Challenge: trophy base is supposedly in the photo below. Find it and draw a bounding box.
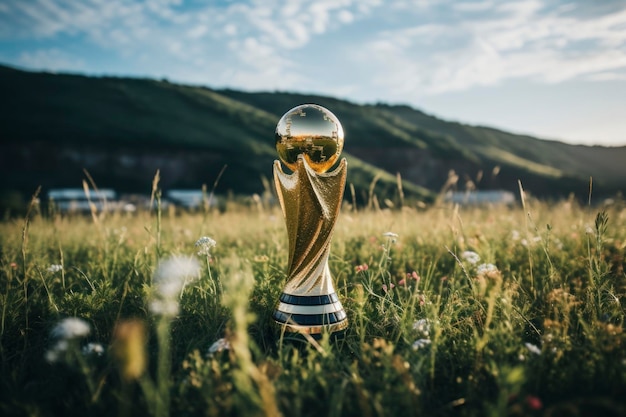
[273,292,348,339]
[278,327,347,343]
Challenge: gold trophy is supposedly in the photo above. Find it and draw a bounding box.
[272,104,348,338]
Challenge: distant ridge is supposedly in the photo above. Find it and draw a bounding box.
[1,63,624,207]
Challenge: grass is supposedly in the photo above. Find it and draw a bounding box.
[0,193,625,417]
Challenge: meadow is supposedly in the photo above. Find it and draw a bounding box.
[0,192,625,417]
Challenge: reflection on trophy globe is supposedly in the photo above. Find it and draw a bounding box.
[275,104,344,173]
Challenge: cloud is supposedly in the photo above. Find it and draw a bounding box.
[17,48,85,71]
[1,0,625,99]
[351,0,626,98]
[585,71,626,82]
[0,0,378,91]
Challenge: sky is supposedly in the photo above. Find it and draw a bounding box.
[1,0,625,146]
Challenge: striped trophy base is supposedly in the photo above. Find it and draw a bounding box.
[273,292,348,339]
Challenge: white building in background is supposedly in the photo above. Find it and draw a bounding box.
[48,188,117,212]
[47,188,218,213]
[166,190,216,209]
[444,190,516,205]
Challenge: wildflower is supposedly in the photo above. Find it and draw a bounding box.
[10,262,17,269]
[461,251,480,265]
[525,395,543,410]
[402,271,419,285]
[253,255,269,263]
[525,342,541,355]
[208,338,231,355]
[51,317,91,339]
[151,255,201,316]
[383,232,398,238]
[511,230,520,240]
[195,236,217,257]
[382,283,395,293]
[412,318,430,336]
[45,317,91,363]
[153,255,201,299]
[195,236,217,248]
[476,263,499,277]
[82,342,105,357]
[45,341,68,363]
[412,338,431,350]
[355,263,369,273]
[47,264,63,273]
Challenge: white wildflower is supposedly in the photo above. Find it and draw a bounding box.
[51,317,91,339]
[476,263,498,276]
[383,232,398,238]
[532,236,542,243]
[47,264,63,273]
[151,255,201,316]
[412,338,431,350]
[45,317,94,363]
[153,255,201,299]
[585,226,594,235]
[511,230,520,241]
[45,349,59,363]
[45,340,68,363]
[82,342,105,357]
[460,251,480,265]
[525,342,541,355]
[208,338,231,355]
[412,318,431,337]
[195,236,217,257]
[521,238,528,247]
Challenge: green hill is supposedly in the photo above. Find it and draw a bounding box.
[0,64,624,210]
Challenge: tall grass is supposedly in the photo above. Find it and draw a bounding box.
[0,196,625,416]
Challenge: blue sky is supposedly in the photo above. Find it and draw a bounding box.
[1,0,625,146]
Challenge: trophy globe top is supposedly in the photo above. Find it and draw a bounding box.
[275,104,344,174]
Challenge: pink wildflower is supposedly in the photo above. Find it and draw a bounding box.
[525,395,542,410]
[398,278,406,286]
[355,264,369,273]
[411,271,420,281]
[10,262,17,269]
[382,283,395,293]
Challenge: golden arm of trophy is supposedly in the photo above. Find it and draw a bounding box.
[272,104,349,337]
